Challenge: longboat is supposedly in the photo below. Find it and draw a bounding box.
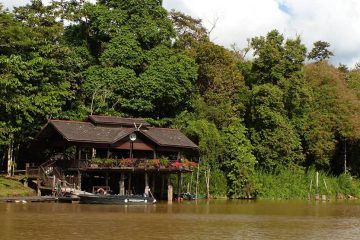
[78,194,156,204]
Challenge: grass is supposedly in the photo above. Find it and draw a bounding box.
[255,167,360,200]
[0,176,35,197]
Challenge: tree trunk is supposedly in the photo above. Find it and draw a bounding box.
[7,141,13,177]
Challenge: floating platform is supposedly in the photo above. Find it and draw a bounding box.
[0,196,57,203]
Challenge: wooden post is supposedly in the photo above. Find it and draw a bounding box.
[177,172,182,202]
[153,151,157,159]
[344,140,347,174]
[195,157,200,200]
[78,147,81,160]
[78,147,81,168]
[105,172,109,186]
[128,173,132,195]
[205,167,210,199]
[152,173,156,193]
[316,171,319,194]
[161,174,165,199]
[144,172,149,195]
[78,170,82,190]
[190,171,193,193]
[119,172,125,195]
[167,175,173,203]
[92,148,96,158]
[52,176,56,196]
[25,163,30,177]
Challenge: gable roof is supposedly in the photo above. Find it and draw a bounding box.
[141,128,198,149]
[38,116,198,150]
[48,120,134,144]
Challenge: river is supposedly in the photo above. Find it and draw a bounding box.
[1,200,360,239]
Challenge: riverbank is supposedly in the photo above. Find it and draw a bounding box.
[0,176,35,197]
[255,168,360,200]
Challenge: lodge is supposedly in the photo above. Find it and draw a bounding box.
[29,115,199,201]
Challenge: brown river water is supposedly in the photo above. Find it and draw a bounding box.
[1,200,360,240]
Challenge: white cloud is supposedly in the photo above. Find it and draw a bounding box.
[164,0,360,67]
[3,0,360,66]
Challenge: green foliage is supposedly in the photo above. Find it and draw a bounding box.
[2,2,360,200]
[250,30,306,85]
[0,177,35,197]
[303,62,360,169]
[0,2,71,143]
[184,119,222,168]
[60,0,198,118]
[308,40,334,62]
[249,84,304,170]
[255,168,360,199]
[221,123,257,198]
[255,167,309,199]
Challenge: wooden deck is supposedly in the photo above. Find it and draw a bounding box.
[0,196,57,203]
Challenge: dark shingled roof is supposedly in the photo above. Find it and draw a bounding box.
[38,116,198,149]
[88,115,150,127]
[141,128,198,149]
[49,120,133,143]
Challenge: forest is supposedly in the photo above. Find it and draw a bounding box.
[1,0,360,199]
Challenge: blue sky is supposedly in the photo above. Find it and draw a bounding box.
[3,0,360,67]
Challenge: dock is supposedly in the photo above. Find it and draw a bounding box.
[0,196,58,203]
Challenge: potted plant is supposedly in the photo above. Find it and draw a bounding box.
[159,156,169,168]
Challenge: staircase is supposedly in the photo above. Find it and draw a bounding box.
[37,155,68,195]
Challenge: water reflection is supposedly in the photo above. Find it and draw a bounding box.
[1,200,360,239]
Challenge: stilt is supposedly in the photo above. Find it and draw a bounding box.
[177,172,182,202]
[152,173,156,193]
[89,175,93,193]
[105,172,109,186]
[77,170,82,190]
[161,174,165,199]
[167,175,173,203]
[119,172,125,195]
[144,172,149,196]
[128,173,132,195]
[37,173,41,196]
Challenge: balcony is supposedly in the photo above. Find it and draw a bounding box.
[71,158,198,172]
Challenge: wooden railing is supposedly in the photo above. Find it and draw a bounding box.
[73,158,198,171]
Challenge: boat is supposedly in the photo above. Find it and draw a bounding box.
[78,194,156,204]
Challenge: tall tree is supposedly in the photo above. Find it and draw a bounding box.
[308,40,334,62]
[60,0,198,119]
[221,123,257,198]
[246,30,307,171]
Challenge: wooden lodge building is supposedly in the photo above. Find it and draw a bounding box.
[31,115,199,200]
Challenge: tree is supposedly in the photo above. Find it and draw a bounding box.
[246,31,307,171]
[221,123,257,198]
[308,40,334,62]
[0,1,73,171]
[250,30,306,85]
[169,10,208,52]
[60,0,198,119]
[248,84,304,171]
[302,62,360,173]
[184,119,227,197]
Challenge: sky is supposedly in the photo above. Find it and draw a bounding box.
[2,0,360,67]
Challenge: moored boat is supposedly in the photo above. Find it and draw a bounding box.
[78,194,156,204]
